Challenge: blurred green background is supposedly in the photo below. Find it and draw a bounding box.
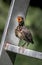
[0,0,10,42]
[0,0,42,65]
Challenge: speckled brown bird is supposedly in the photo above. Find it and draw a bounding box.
[15,16,34,47]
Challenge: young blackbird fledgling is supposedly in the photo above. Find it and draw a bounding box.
[15,16,34,47]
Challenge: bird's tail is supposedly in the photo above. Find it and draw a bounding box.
[31,40,34,44]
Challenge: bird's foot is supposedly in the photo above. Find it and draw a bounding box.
[18,46,25,53]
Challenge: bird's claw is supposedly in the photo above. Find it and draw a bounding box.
[18,46,25,53]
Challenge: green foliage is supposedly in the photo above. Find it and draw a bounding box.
[15,54,42,65]
[3,0,11,5]
[0,1,9,42]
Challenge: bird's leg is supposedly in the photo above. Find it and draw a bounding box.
[27,42,29,46]
[19,42,26,53]
[22,42,26,47]
[18,42,26,53]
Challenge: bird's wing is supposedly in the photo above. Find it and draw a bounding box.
[22,26,33,43]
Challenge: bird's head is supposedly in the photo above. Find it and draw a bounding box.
[16,16,24,26]
[17,16,23,23]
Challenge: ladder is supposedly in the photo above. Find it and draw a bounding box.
[0,0,42,65]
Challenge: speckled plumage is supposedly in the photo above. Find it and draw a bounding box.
[15,25,34,46]
[15,16,34,46]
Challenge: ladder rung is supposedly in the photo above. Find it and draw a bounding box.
[4,43,42,59]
